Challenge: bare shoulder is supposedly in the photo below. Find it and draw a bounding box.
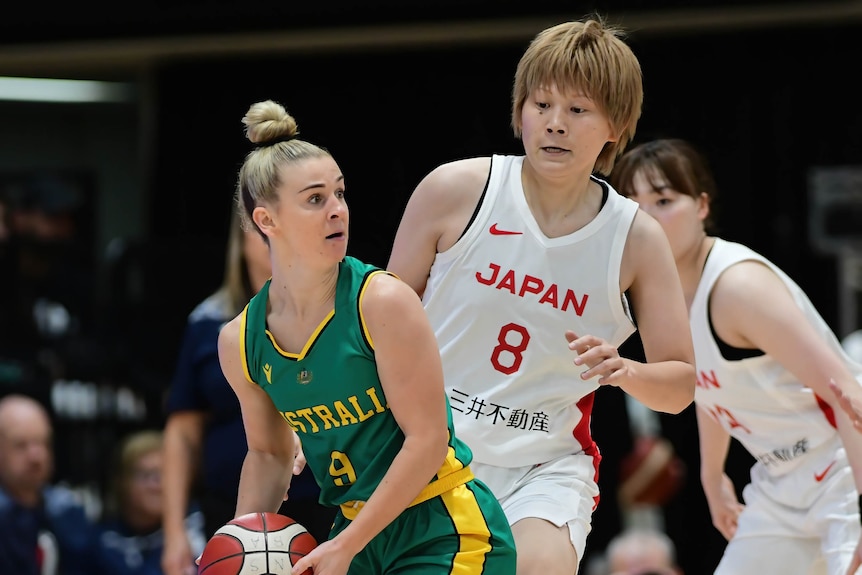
[217,314,243,351]
[620,209,676,290]
[711,259,784,311]
[626,207,668,247]
[623,209,671,263]
[360,273,434,338]
[414,156,491,207]
[422,156,492,188]
[361,272,421,319]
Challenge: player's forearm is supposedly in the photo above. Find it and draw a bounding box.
[335,432,449,555]
[234,450,293,517]
[617,358,695,414]
[697,408,731,494]
[162,429,199,537]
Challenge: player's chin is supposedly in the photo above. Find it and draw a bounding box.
[325,239,348,259]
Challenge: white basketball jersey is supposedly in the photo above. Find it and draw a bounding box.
[423,154,638,467]
[691,238,862,476]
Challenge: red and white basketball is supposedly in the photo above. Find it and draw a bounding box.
[198,512,318,575]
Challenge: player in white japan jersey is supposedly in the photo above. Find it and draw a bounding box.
[389,19,696,575]
[422,154,638,468]
[691,239,857,473]
[614,138,862,575]
[690,239,862,575]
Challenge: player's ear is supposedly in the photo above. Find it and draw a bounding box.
[696,192,710,223]
[252,206,277,239]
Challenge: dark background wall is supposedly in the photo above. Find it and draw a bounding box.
[1,2,860,573]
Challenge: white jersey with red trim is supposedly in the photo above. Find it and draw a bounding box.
[691,238,862,477]
[422,154,638,468]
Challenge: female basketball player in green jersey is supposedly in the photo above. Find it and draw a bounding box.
[216,99,516,575]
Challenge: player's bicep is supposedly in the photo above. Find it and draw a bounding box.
[388,176,446,296]
[624,212,694,364]
[713,263,854,399]
[388,158,490,297]
[362,275,448,439]
[217,319,292,457]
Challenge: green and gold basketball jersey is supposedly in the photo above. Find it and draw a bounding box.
[240,256,473,508]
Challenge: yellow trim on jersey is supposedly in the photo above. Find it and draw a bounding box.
[239,303,256,385]
[358,270,391,350]
[265,309,335,360]
[339,466,474,520]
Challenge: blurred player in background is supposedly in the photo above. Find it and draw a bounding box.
[612,137,862,575]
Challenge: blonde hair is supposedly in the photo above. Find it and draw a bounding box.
[511,15,643,175]
[235,100,331,236]
[219,208,256,315]
[105,430,163,517]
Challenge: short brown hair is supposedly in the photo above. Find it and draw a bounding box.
[511,15,643,175]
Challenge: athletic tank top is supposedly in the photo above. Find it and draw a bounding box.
[691,238,862,476]
[241,256,473,507]
[422,155,638,467]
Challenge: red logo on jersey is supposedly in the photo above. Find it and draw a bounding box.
[489,223,523,235]
[475,262,589,316]
[814,460,836,482]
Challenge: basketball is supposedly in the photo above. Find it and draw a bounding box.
[198,512,318,575]
[618,436,686,507]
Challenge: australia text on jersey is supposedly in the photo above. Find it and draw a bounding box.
[449,388,550,433]
[277,387,387,434]
[476,263,589,316]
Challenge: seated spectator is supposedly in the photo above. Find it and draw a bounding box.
[0,394,96,575]
[605,528,682,575]
[95,430,205,575]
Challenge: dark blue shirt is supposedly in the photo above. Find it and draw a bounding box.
[0,485,97,575]
[94,509,205,575]
[165,292,318,500]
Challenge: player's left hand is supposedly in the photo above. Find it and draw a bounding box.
[566,331,628,386]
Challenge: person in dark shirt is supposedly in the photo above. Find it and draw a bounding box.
[96,430,205,575]
[0,394,96,575]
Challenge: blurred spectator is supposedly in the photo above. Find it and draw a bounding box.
[161,208,336,575]
[95,430,205,575]
[0,394,97,575]
[605,527,682,575]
